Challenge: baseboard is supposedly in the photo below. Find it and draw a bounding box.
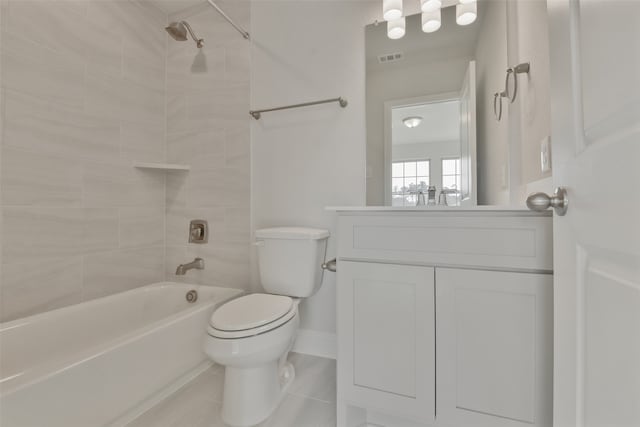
[292,329,336,359]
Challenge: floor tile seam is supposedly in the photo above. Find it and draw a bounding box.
[285,390,335,405]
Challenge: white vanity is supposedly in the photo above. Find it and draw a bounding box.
[332,208,553,427]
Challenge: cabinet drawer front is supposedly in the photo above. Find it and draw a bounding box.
[338,214,552,271]
[337,261,435,424]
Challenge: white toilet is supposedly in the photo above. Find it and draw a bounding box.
[203,227,330,427]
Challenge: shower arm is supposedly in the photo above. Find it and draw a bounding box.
[181,21,204,48]
[205,0,250,40]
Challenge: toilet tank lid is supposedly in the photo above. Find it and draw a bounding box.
[255,227,330,240]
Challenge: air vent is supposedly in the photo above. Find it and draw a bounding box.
[378,52,404,64]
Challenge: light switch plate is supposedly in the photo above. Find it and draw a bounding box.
[540,136,551,173]
[501,164,508,189]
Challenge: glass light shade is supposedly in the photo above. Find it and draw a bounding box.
[387,17,406,39]
[422,9,441,33]
[383,0,403,21]
[420,0,441,13]
[456,1,477,26]
[403,116,423,128]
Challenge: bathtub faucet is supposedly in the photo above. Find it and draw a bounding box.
[175,258,205,275]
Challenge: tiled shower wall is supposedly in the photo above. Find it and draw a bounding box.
[0,0,252,323]
[165,0,251,289]
[0,1,168,322]
[163,1,251,289]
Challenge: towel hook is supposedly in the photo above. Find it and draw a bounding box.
[505,62,530,103]
[493,90,508,121]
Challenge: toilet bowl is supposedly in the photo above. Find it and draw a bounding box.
[202,226,329,427]
[204,294,300,427]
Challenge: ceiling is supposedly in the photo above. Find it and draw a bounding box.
[392,100,460,145]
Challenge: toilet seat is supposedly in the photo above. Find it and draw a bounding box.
[208,294,298,339]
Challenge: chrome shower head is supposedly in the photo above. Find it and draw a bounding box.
[165,21,204,48]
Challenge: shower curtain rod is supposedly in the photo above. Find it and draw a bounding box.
[206,0,250,40]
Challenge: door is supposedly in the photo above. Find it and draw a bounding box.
[337,261,435,424]
[436,268,553,427]
[459,60,477,207]
[548,1,640,426]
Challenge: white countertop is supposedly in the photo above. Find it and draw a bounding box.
[325,205,552,216]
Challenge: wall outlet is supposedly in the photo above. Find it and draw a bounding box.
[540,136,551,173]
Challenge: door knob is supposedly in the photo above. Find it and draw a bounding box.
[526,187,568,216]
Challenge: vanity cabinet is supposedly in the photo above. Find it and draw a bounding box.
[338,261,435,424]
[334,210,553,427]
[435,268,553,427]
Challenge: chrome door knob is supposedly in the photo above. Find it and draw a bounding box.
[526,187,569,216]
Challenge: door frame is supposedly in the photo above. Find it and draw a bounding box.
[383,91,460,206]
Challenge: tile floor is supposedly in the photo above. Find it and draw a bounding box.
[128,353,336,427]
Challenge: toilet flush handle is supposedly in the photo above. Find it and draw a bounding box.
[322,258,337,272]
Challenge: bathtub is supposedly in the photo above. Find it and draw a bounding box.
[0,282,242,427]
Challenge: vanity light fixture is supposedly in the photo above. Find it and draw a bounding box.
[383,0,403,21]
[420,0,441,13]
[456,0,477,26]
[388,17,406,39]
[403,116,423,128]
[385,0,477,39]
[422,8,441,33]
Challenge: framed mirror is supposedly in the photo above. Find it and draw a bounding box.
[366,0,510,206]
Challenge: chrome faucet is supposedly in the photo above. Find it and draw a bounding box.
[175,258,204,275]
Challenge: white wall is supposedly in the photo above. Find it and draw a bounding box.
[250,1,370,336]
[474,0,509,205]
[510,0,552,201]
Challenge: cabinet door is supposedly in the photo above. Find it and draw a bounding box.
[436,268,553,427]
[337,261,435,424]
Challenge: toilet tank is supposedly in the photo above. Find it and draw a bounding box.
[255,227,330,297]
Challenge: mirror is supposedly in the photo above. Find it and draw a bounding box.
[366,1,508,206]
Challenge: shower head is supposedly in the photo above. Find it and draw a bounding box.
[165,21,204,48]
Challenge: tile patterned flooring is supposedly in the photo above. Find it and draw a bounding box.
[128,353,336,427]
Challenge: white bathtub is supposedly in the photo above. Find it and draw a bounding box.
[0,282,242,427]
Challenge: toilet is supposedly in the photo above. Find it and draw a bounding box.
[203,227,330,427]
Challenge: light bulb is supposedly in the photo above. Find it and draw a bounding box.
[387,17,406,39]
[456,1,477,26]
[383,0,403,21]
[422,9,441,33]
[403,116,423,128]
[420,0,441,13]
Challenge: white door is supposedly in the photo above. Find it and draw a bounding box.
[547,1,640,426]
[459,60,477,207]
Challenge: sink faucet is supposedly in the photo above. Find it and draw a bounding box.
[175,258,204,275]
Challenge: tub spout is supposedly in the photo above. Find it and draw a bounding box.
[175,258,204,276]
